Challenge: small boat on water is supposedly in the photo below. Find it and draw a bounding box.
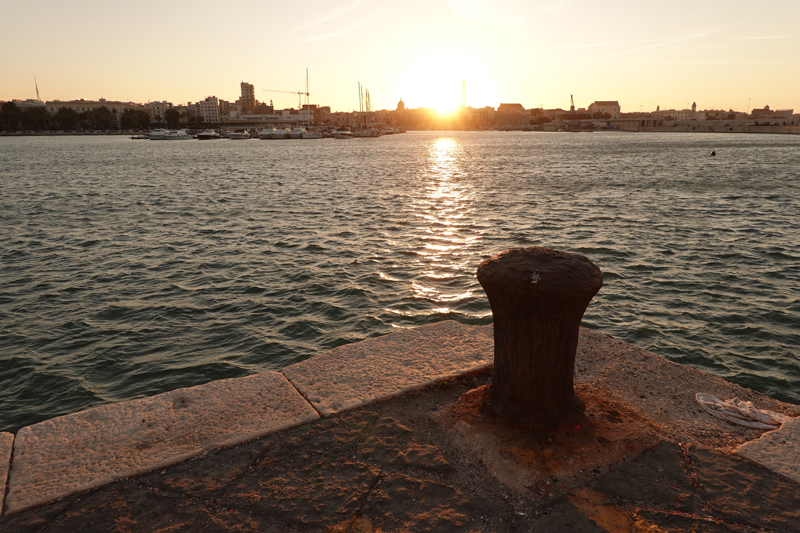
[130,134,149,140]
[301,130,324,139]
[333,127,354,139]
[271,128,291,140]
[197,129,221,140]
[258,128,275,139]
[288,127,307,139]
[227,130,251,140]
[149,129,193,140]
[355,129,381,138]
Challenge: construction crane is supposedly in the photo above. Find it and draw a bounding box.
[262,68,311,109]
[262,88,309,109]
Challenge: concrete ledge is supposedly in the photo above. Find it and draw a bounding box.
[282,321,494,416]
[735,416,800,484]
[0,432,12,514]
[5,371,318,514]
[3,321,797,520]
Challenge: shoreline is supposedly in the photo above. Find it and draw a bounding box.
[1,321,798,524]
[2,127,800,136]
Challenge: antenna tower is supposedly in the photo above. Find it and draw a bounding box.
[570,94,575,119]
[35,76,41,101]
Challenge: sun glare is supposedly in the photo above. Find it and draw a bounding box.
[398,51,496,114]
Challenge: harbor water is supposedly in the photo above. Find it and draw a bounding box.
[1,131,799,433]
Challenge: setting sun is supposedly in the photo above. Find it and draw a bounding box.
[398,51,496,113]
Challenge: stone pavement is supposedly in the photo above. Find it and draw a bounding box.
[1,370,799,533]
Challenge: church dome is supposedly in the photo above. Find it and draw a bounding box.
[397,98,405,111]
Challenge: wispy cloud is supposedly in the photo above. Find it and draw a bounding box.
[446,0,527,27]
[527,37,666,51]
[301,14,381,42]
[523,32,710,62]
[731,34,795,40]
[536,0,570,14]
[446,0,571,25]
[289,0,366,34]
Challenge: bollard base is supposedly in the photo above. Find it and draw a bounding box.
[442,382,660,495]
[479,384,586,428]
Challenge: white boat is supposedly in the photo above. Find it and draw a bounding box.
[271,128,291,139]
[149,129,193,140]
[333,127,353,139]
[301,131,324,139]
[258,128,276,139]
[227,130,251,140]
[197,129,221,140]
[288,127,307,139]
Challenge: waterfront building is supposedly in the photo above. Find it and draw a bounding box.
[587,101,621,119]
[143,101,173,122]
[495,103,529,128]
[240,82,256,113]
[45,98,137,124]
[196,96,220,123]
[218,99,231,118]
[750,105,794,119]
[173,103,197,124]
[9,99,47,111]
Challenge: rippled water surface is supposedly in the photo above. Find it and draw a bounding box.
[1,132,799,432]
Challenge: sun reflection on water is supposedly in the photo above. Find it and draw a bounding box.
[389,136,486,318]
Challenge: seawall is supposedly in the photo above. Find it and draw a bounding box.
[1,320,798,521]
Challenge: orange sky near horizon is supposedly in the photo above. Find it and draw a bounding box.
[3,0,800,114]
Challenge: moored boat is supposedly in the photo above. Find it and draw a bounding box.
[333,127,354,139]
[258,128,276,139]
[227,130,251,140]
[288,127,307,139]
[197,129,221,140]
[270,128,291,140]
[355,129,380,137]
[301,130,324,139]
[149,129,193,140]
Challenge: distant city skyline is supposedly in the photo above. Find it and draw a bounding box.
[3,0,800,113]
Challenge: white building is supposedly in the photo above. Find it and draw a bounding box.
[196,96,220,123]
[144,101,173,121]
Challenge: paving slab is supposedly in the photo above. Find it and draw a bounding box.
[5,371,318,514]
[12,480,284,533]
[282,320,493,416]
[690,443,800,532]
[1,369,799,532]
[586,441,698,514]
[0,433,12,514]
[735,415,800,484]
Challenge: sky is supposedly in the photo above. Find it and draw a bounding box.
[2,0,800,113]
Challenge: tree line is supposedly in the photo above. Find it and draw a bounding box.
[0,103,188,132]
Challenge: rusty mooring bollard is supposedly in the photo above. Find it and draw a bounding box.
[477,247,603,427]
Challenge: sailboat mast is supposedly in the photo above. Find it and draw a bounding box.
[358,82,363,128]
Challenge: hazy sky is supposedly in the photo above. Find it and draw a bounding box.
[3,0,799,113]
